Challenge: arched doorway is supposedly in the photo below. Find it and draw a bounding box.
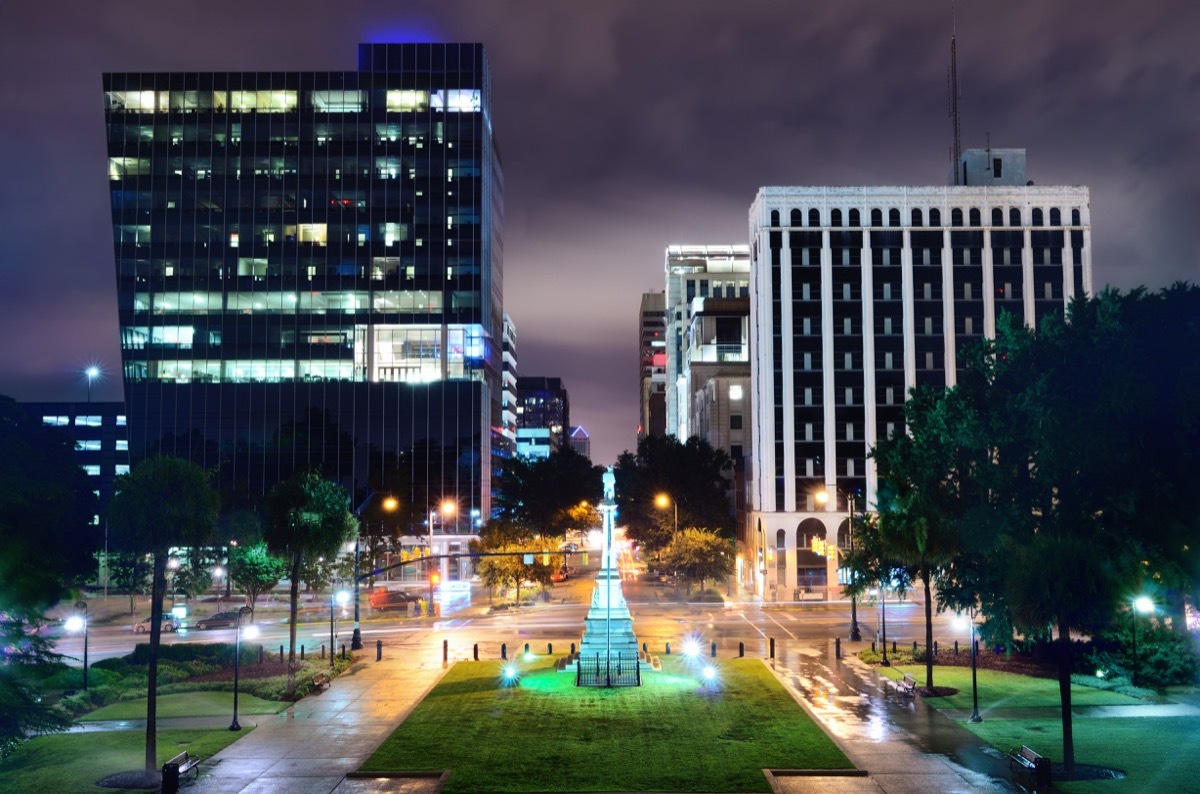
[794,518,828,599]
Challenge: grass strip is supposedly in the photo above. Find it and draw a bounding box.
[962,717,1200,793]
[361,656,851,793]
[880,664,1141,709]
[81,690,289,720]
[0,729,244,794]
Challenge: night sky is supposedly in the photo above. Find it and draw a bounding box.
[1,1,1196,465]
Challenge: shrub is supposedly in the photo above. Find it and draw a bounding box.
[1086,618,1200,690]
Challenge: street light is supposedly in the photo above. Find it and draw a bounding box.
[331,588,349,668]
[1132,595,1154,688]
[65,602,88,691]
[957,610,982,722]
[85,366,100,403]
[212,565,224,612]
[429,499,455,614]
[654,493,678,537]
[229,606,253,731]
[815,487,862,641]
[351,492,398,651]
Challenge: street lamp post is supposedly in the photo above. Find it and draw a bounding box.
[654,493,678,536]
[85,366,99,403]
[212,565,224,612]
[331,588,349,669]
[429,500,454,615]
[229,606,253,731]
[351,493,397,651]
[66,602,89,690]
[1132,595,1154,688]
[962,610,982,722]
[816,487,861,641]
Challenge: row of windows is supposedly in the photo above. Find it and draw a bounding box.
[43,415,128,427]
[106,89,481,114]
[769,206,1083,229]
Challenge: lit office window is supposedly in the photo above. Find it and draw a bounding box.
[115,465,130,476]
[43,416,69,426]
[83,465,101,476]
[75,416,102,427]
[729,384,744,400]
[75,440,102,452]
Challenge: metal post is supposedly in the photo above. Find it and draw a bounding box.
[1132,606,1139,688]
[969,613,981,723]
[847,492,861,641]
[329,591,336,669]
[230,606,250,730]
[351,534,363,650]
[377,639,382,661]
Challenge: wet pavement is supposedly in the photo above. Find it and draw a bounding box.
[768,641,1017,793]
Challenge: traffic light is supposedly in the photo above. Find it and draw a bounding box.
[542,551,550,566]
[430,572,440,586]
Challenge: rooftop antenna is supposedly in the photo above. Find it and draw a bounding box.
[948,1,962,184]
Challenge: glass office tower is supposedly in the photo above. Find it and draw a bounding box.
[103,43,503,523]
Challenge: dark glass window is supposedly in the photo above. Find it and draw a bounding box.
[1010,208,1022,227]
[930,208,941,227]
[1050,208,1062,226]
[951,208,963,227]
[888,208,900,227]
[1071,209,1081,225]
[848,208,860,227]
[871,208,882,227]
[969,208,981,226]
[911,208,923,227]
[1032,208,1044,226]
[790,208,802,227]
[730,414,743,430]
[770,209,780,228]
[992,208,1004,226]
[808,208,820,227]
[831,209,843,228]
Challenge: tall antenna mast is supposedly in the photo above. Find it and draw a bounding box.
[948,1,962,184]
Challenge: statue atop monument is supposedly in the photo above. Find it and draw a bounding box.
[602,466,615,501]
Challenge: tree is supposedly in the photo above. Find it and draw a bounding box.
[614,435,734,557]
[263,471,355,698]
[494,448,603,538]
[107,456,218,781]
[842,511,914,665]
[871,385,979,689]
[471,524,556,606]
[661,528,735,594]
[108,551,153,616]
[228,542,285,619]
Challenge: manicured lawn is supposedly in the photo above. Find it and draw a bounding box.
[81,691,289,720]
[963,717,1200,793]
[882,665,1140,710]
[0,729,244,794]
[361,656,852,793]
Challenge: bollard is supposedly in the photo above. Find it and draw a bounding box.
[341,644,346,659]
[473,643,479,661]
[892,641,897,654]
[259,645,264,665]
[711,641,717,658]
[300,645,305,661]
[524,642,530,655]
[570,642,576,655]
[321,644,325,660]
[955,640,959,656]
[376,639,382,662]
[835,637,841,659]
[643,642,648,654]
[912,641,918,655]
[769,637,775,659]
[934,641,938,656]
[279,645,284,663]
[548,643,553,655]
[738,641,744,658]
[872,641,876,654]
[443,639,448,663]
[501,642,507,660]
[665,642,671,655]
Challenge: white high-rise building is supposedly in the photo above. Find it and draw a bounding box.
[744,149,1092,599]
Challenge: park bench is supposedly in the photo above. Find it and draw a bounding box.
[311,672,331,691]
[895,672,918,698]
[161,750,201,794]
[1008,744,1052,790]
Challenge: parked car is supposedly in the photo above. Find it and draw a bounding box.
[369,589,420,611]
[558,542,579,553]
[551,566,573,583]
[134,616,180,634]
[191,610,245,630]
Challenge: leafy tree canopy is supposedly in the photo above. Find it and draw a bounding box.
[494,448,603,537]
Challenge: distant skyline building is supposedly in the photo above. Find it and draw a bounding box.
[744,148,1092,599]
[500,313,518,448]
[102,43,504,582]
[515,376,569,450]
[663,245,751,440]
[17,400,130,589]
[568,425,591,460]
[637,291,666,440]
